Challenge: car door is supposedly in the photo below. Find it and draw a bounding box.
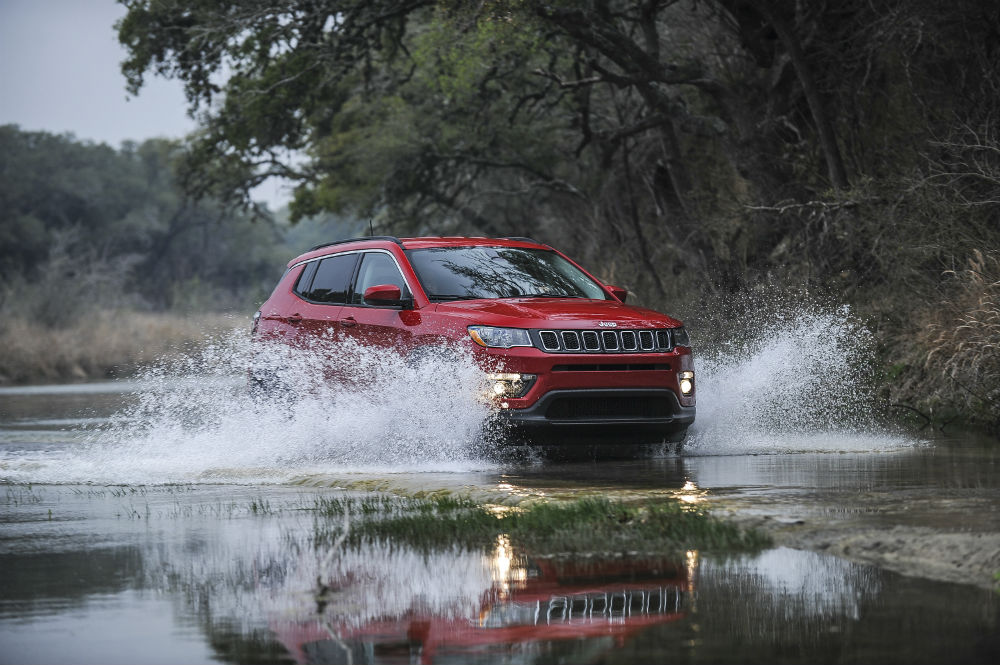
[288,252,359,345]
[339,250,419,353]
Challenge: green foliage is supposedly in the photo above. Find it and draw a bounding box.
[0,125,287,320]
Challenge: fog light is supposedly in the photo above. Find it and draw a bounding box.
[679,370,695,396]
[486,373,537,399]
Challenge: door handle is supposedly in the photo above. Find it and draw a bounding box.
[286,313,303,324]
[340,316,357,328]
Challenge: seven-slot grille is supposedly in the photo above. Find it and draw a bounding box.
[535,328,674,353]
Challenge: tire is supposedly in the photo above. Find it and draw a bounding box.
[248,368,285,401]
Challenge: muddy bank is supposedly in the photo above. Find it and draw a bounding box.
[711,496,1000,591]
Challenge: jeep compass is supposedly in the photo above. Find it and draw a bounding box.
[252,236,695,444]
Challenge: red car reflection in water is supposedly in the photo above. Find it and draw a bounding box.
[275,554,693,664]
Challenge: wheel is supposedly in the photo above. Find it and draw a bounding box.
[248,368,286,401]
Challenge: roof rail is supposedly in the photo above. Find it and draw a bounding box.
[501,236,542,244]
[309,236,403,252]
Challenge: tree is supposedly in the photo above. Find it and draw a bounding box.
[0,126,285,316]
[116,0,1000,308]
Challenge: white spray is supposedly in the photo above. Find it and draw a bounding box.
[0,304,917,484]
[685,305,913,454]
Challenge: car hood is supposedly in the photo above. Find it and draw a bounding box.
[432,298,682,328]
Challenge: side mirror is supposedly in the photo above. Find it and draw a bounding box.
[363,284,406,307]
[606,284,628,303]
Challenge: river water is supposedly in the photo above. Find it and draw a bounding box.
[1,314,999,664]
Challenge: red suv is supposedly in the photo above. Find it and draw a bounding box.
[252,236,695,445]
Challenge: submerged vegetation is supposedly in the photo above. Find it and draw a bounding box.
[313,495,770,554]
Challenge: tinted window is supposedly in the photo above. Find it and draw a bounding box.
[351,253,407,305]
[406,247,608,301]
[300,254,357,303]
[293,261,318,297]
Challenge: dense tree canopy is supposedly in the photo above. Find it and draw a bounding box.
[117,0,999,306]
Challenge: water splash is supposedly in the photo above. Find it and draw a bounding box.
[0,303,919,485]
[685,305,915,455]
[4,334,499,485]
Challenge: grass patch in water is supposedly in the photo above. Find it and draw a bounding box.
[314,495,769,554]
[3,484,45,506]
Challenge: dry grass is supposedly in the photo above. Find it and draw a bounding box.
[921,250,1000,427]
[0,310,247,384]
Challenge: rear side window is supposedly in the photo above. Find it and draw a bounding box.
[293,262,318,296]
[295,254,358,303]
[351,252,407,304]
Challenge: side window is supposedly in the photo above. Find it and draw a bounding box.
[293,261,318,297]
[298,254,358,304]
[351,253,407,305]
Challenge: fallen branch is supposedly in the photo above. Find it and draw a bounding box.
[887,402,932,430]
[745,199,860,215]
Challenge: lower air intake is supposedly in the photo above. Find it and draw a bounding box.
[545,396,673,420]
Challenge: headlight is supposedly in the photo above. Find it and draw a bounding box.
[679,370,695,396]
[672,327,690,347]
[486,373,536,399]
[468,326,533,349]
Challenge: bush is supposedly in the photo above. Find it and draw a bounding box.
[0,310,243,384]
[924,250,1000,429]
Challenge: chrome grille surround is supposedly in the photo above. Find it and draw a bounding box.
[534,328,674,353]
[561,330,581,351]
[539,331,560,351]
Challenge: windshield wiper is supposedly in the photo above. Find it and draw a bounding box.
[429,294,483,301]
[434,293,585,300]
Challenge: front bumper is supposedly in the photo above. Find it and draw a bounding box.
[493,388,695,445]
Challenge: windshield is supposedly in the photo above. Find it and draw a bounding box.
[406,247,610,301]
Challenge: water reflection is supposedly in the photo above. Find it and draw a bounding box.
[1,486,998,664]
[304,543,691,664]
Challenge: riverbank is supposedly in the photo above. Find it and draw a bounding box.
[0,311,246,385]
[707,490,1000,591]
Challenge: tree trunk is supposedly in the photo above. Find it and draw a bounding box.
[750,1,850,190]
[621,139,668,296]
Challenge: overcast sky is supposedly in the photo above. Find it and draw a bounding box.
[0,0,289,208]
